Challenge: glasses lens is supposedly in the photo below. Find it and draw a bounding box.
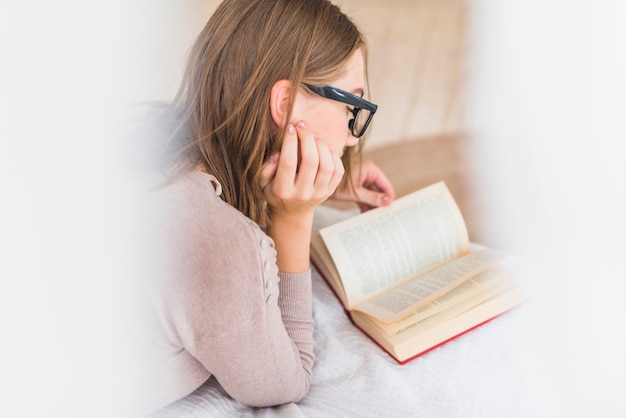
[352,109,373,137]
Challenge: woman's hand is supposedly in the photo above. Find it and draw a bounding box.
[259,121,344,272]
[260,122,344,219]
[332,160,395,212]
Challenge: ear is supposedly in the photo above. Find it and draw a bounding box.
[270,79,292,128]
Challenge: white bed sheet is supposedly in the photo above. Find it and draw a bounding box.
[152,207,559,418]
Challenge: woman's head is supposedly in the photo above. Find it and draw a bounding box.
[172,0,370,226]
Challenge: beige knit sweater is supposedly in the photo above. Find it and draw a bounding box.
[143,170,315,412]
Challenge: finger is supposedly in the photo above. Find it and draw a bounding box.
[358,202,372,213]
[360,161,396,200]
[354,186,391,209]
[259,152,279,191]
[313,139,335,189]
[293,121,319,188]
[327,152,345,193]
[367,176,395,201]
[273,124,299,188]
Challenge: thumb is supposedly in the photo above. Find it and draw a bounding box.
[259,153,279,191]
[355,187,391,210]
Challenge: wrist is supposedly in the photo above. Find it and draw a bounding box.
[267,207,316,230]
[266,209,315,273]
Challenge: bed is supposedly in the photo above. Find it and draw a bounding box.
[151,207,556,418]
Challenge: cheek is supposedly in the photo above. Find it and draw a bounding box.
[318,107,350,154]
[299,100,349,154]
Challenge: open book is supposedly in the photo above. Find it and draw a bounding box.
[310,181,525,364]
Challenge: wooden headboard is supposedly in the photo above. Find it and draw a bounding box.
[336,0,466,150]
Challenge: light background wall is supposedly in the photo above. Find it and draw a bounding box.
[128,0,466,151]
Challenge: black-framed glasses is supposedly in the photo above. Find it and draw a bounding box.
[303,83,378,138]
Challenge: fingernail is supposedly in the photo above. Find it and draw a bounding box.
[381,195,390,205]
[269,153,278,162]
[297,121,306,128]
[287,124,295,133]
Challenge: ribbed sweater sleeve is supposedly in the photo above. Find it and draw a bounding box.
[278,271,315,377]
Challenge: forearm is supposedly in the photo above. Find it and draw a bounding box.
[266,209,315,273]
[278,269,315,361]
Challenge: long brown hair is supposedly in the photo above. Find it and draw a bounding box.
[166,0,368,227]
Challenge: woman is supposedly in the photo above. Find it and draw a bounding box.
[143,0,395,411]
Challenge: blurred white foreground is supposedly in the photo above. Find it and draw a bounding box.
[467,1,626,417]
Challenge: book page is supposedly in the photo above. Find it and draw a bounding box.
[365,264,516,334]
[352,249,505,324]
[319,182,468,308]
[310,233,349,307]
[391,286,526,356]
[351,283,526,363]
